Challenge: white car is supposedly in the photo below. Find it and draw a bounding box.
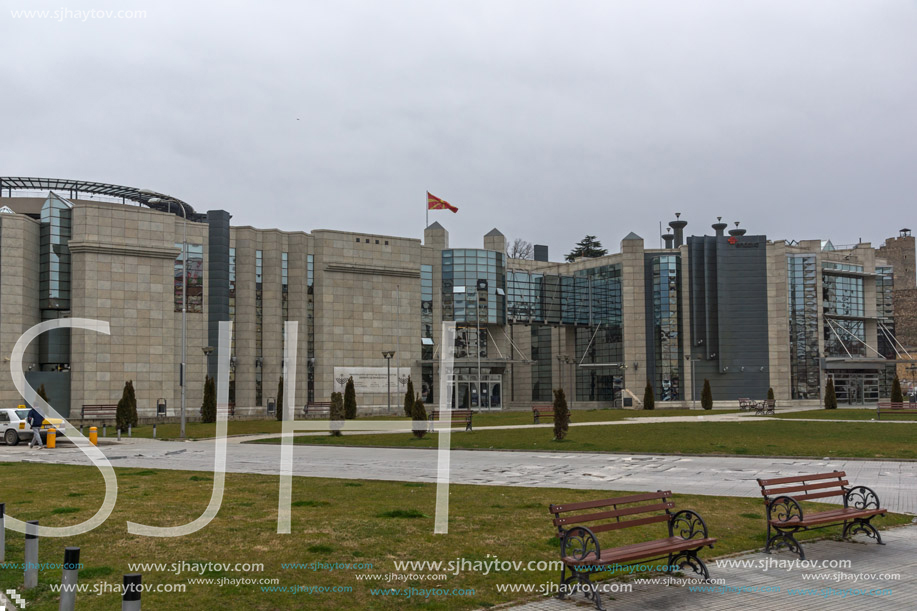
[1,408,65,445]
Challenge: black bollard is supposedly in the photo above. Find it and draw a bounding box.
[59,547,80,611]
[122,573,142,610]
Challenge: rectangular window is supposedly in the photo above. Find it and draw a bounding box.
[174,243,204,313]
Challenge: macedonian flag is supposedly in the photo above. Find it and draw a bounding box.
[427,192,458,213]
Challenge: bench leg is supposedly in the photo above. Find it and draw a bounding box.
[556,565,577,600]
[669,550,710,581]
[765,529,805,560]
[843,518,884,545]
[576,572,606,611]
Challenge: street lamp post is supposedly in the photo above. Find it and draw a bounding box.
[202,346,214,378]
[143,191,187,438]
[382,351,396,413]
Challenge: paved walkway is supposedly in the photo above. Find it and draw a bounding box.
[6,440,916,514]
[509,524,917,610]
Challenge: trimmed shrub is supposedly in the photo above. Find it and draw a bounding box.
[116,382,132,431]
[344,376,357,419]
[643,380,655,410]
[201,376,216,423]
[767,387,775,402]
[701,379,713,410]
[411,396,427,439]
[891,376,904,403]
[276,376,284,421]
[403,376,415,417]
[553,388,570,440]
[330,392,345,436]
[825,379,838,410]
[126,380,138,427]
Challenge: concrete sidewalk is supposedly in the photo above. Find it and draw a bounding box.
[6,440,916,513]
[509,524,917,610]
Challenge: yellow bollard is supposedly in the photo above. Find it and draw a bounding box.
[47,428,56,449]
[89,426,98,446]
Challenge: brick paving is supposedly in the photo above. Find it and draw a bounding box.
[506,524,917,610]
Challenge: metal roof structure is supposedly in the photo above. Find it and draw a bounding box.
[0,176,202,221]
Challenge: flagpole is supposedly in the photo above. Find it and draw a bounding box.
[425,191,428,229]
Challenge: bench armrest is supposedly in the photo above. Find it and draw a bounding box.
[766,495,804,524]
[560,526,601,563]
[670,510,710,541]
[844,486,881,511]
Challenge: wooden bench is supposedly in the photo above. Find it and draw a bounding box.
[533,403,555,423]
[876,401,917,420]
[757,471,887,560]
[549,491,716,610]
[738,397,755,411]
[754,399,776,416]
[81,404,117,420]
[302,402,332,418]
[428,409,473,432]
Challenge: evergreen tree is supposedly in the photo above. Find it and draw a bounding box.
[643,380,655,410]
[344,376,357,419]
[403,376,415,417]
[701,379,713,410]
[767,387,775,402]
[411,396,427,439]
[125,380,138,427]
[330,392,345,436]
[891,376,904,403]
[201,376,217,423]
[552,388,570,440]
[276,376,284,421]
[116,382,133,431]
[825,379,838,410]
[565,235,608,262]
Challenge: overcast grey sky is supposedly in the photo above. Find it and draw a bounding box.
[2,0,915,258]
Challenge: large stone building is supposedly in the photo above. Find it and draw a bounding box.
[1,177,913,418]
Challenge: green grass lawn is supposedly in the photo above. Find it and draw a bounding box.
[255,420,917,459]
[0,462,907,610]
[115,409,735,441]
[774,409,917,421]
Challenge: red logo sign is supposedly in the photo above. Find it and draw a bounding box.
[727,236,737,245]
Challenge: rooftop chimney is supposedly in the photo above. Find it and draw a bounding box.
[662,233,675,249]
[728,221,746,237]
[668,213,688,247]
[712,216,727,237]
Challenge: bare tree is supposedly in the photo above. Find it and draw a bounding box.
[506,238,534,260]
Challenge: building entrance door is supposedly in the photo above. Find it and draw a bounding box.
[451,374,502,410]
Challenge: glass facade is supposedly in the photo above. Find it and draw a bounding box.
[822,265,866,358]
[420,264,434,402]
[39,193,73,369]
[40,193,72,310]
[650,255,682,400]
[281,252,289,323]
[174,243,204,313]
[255,249,263,406]
[787,255,820,399]
[441,249,506,325]
[307,254,314,403]
[228,248,236,406]
[530,325,553,401]
[575,265,623,402]
[876,266,896,358]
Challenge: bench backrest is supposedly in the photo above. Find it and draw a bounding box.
[757,471,848,504]
[82,405,117,417]
[550,491,675,537]
[877,402,909,409]
[430,410,472,418]
[533,405,554,413]
[307,402,332,408]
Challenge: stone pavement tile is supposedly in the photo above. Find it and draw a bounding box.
[503,524,917,610]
